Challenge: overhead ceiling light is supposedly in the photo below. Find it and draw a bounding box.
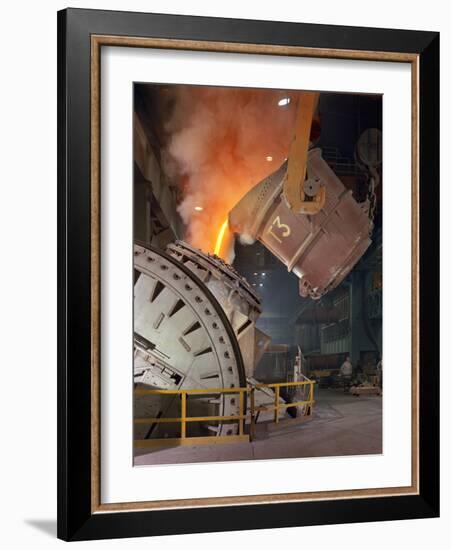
[194,206,203,212]
[259,283,263,287]
[278,97,290,107]
[254,272,258,276]
[266,155,273,162]
[262,272,266,276]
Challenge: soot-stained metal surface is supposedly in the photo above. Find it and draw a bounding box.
[229,148,373,299]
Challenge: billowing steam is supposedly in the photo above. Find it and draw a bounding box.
[163,86,299,259]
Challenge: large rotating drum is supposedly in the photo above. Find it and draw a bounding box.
[134,244,246,441]
[167,241,271,378]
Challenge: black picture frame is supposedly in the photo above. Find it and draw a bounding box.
[57,7,439,541]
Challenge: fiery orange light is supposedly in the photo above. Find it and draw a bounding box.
[166,87,300,257]
[214,219,229,257]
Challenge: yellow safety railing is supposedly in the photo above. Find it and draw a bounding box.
[253,380,314,424]
[134,380,315,448]
[134,387,248,448]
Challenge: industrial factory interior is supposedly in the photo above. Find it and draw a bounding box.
[133,83,383,466]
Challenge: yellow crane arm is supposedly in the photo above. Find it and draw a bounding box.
[283,92,325,214]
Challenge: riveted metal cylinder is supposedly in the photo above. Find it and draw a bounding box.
[167,241,270,378]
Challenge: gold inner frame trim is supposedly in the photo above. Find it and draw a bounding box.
[90,34,420,514]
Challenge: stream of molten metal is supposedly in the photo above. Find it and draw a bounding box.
[214,219,229,257]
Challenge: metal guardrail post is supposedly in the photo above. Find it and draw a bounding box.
[238,389,244,436]
[275,386,280,424]
[250,387,255,441]
[181,391,187,439]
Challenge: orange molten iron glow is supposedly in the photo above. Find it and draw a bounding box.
[164,87,304,259]
[214,219,230,258]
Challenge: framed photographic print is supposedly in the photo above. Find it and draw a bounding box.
[57,8,439,541]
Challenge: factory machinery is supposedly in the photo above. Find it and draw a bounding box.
[134,92,379,446]
[134,241,290,441]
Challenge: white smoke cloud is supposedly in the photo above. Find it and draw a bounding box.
[162,85,299,255]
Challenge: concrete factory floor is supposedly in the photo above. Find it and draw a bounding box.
[134,389,382,466]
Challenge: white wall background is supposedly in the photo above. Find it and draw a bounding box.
[0,1,448,548]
